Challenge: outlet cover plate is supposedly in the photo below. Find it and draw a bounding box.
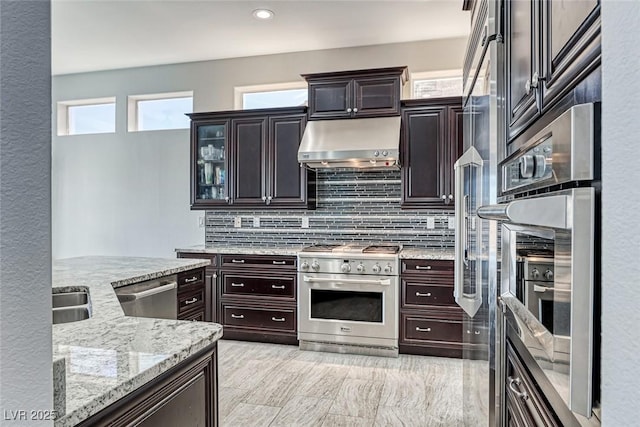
[301,217,309,228]
[234,217,242,228]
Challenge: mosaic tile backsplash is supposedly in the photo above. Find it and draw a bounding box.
[205,169,455,248]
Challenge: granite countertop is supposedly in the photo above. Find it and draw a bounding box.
[176,244,455,260]
[52,256,223,427]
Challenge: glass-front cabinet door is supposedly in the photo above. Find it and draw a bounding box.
[192,120,229,206]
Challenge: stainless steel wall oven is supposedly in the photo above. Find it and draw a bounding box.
[478,103,600,426]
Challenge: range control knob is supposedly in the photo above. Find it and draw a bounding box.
[384,264,392,273]
[534,154,547,178]
[372,264,381,273]
[544,269,554,280]
[374,151,380,157]
[530,268,540,279]
[356,263,365,273]
[519,155,535,179]
[341,263,351,273]
[311,261,320,271]
[382,150,389,156]
[301,262,310,271]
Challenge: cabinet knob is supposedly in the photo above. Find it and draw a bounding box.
[449,194,454,200]
[347,107,353,113]
[225,196,230,202]
[262,196,266,201]
[525,72,540,95]
[353,107,358,113]
[441,195,447,200]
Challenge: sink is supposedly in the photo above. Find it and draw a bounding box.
[53,306,91,324]
[53,292,88,308]
[52,289,91,324]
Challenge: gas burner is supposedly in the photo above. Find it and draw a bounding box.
[301,244,342,253]
[363,245,401,254]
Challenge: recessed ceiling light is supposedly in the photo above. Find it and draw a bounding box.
[252,9,274,20]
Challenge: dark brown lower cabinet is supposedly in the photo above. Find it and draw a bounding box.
[176,253,219,322]
[78,343,218,427]
[177,267,207,321]
[505,340,560,427]
[399,258,464,358]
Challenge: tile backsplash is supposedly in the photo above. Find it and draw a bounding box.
[205,169,454,248]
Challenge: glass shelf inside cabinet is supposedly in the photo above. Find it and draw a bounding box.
[197,124,227,200]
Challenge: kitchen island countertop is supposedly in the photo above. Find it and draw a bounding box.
[52,256,223,427]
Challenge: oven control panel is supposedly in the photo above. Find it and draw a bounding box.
[298,256,399,276]
[503,137,554,192]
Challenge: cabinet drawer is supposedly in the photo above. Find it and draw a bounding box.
[178,288,205,314]
[221,255,296,269]
[222,274,295,299]
[222,305,295,332]
[401,259,453,276]
[181,310,205,322]
[403,316,462,344]
[403,281,455,307]
[178,268,205,289]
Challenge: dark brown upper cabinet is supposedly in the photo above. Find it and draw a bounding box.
[302,66,408,120]
[188,107,315,210]
[400,97,463,209]
[505,0,600,143]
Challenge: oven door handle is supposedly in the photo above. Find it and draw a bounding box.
[477,195,569,229]
[302,276,391,286]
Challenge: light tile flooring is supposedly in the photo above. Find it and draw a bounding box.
[218,340,463,427]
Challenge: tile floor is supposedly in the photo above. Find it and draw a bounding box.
[218,340,463,426]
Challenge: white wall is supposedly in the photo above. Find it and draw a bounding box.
[52,37,467,259]
[600,1,640,424]
[0,1,53,423]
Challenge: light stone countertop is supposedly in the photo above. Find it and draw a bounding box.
[52,256,223,427]
[176,244,455,260]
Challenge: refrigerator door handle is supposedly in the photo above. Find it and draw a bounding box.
[454,146,483,317]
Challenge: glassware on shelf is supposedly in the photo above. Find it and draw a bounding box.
[204,163,214,184]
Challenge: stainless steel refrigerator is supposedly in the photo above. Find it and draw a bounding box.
[454,0,504,425]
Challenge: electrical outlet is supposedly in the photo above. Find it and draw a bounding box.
[301,217,310,228]
[198,216,205,228]
[234,217,242,228]
[448,216,456,229]
[426,217,435,229]
[253,217,260,228]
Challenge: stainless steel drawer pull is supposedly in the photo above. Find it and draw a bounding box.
[231,314,244,319]
[184,297,198,305]
[507,377,529,401]
[415,327,432,332]
[415,265,432,270]
[415,292,432,297]
[272,260,286,265]
[185,276,198,283]
[475,330,481,335]
[231,259,245,264]
[271,317,286,322]
[231,283,245,287]
[271,284,285,289]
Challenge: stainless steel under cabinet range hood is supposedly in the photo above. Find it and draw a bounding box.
[297,116,401,169]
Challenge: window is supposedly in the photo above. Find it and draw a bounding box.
[57,97,116,136]
[412,70,463,99]
[234,82,307,110]
[128,91,193,131]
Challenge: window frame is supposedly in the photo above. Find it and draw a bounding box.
[411,70,463,99]
[127,91,193,132]
[233,82,308,110]
[57,97,117,136]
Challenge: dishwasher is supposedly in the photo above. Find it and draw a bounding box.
[115,274,177,320]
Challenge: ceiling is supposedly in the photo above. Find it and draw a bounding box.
[52,0,470,75]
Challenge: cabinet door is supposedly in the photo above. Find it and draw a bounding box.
[267,114,308,207]
[191,120,230,208]
[231,117,267,205]
[401,107,448,207]
[506,0,540,142]
[446,106,464,204]
[308,79,353,120]
[352,76,401,118]
[541,0,600,110]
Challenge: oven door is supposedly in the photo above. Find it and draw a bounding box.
[298,273,398,347]
[478,187,595,420]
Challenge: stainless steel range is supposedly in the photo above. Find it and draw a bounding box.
[297,244,400,357]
